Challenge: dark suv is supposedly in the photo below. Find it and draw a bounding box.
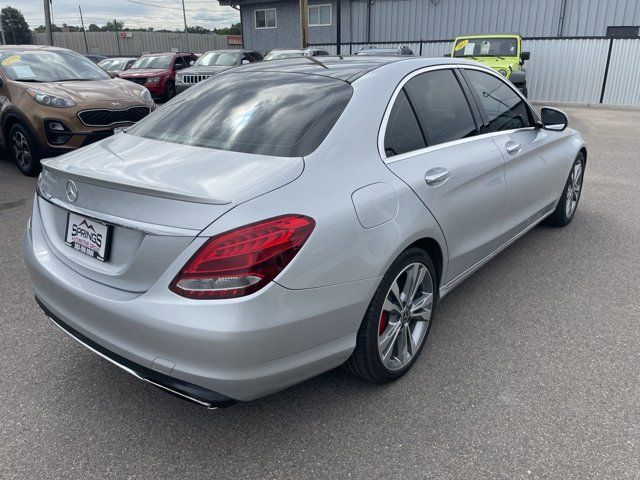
[119,52,197,101]
[175,49,263,93]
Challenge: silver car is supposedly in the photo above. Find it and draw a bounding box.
[23,57,586,408]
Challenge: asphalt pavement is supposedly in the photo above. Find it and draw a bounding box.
[1,106,639,479]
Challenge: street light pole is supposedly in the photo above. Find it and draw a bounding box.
[43,0,53,45]
[0,18,6,45]
[299,0,308,48]
[79,5,89,53]
[181,0,190,51]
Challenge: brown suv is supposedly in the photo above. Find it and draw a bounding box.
[0,45,155,176]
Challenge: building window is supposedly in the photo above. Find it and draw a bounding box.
[308,4,331,26]
[255,9,277,29]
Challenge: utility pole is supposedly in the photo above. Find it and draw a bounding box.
[43,0,53,45]
[336,0,341,55]
[181,0,190,51]
[299,0,308,48]
[114,18,121,55]
[0,17,6,45]
[78,5,89,53]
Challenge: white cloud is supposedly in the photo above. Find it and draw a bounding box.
[10,0,239,30]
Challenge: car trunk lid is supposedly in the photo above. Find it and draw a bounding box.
[36,134,304,291]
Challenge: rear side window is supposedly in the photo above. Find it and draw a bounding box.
[463,69,533,132]
[129,71,352,157]
[384,90,426,157]
[403,69,477,147]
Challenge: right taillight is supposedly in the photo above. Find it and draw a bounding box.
[169,215,315,299]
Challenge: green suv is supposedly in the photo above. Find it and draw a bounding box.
[449,34,530,97]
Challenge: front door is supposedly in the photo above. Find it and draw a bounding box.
[383,68,506,282]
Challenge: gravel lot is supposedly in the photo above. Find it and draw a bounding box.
[1,106,639,479]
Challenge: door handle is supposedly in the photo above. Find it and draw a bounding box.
[505,141,521,154]
[425,167,450,186]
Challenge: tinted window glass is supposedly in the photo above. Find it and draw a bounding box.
[404,69,477,147]
[453,37,518,58]
[0,50,109,81]
[463,70,532,132]
[384,90,426,157]
[128,71,352,157]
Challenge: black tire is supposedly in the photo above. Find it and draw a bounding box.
[546,152,585,227]
[345,247,438,383]
[8,123,41,177]
[165,81,176,101]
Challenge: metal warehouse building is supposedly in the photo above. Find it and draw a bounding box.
[220,0,640,105]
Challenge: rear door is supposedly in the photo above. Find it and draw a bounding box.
[383,67,506,282]
[460,68,564,242]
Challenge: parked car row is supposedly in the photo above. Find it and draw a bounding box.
[0,45,155,176]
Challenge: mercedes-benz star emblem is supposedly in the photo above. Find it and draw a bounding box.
[66,180,78,203]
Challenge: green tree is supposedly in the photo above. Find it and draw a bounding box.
[1,6,31,44]
[104,19,124,31]
[213,22,241,35]
[88,23,101,32]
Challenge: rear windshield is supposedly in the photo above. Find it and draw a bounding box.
[128,71,353,157]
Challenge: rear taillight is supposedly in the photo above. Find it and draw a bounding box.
[169,215,315,299]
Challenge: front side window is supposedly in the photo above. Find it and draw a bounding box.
[463,69,533,132]
[128,71,352,157]
[308,4,332,26]
[255,9,277,29]
[0,50,109,82]
[403,69,477,147]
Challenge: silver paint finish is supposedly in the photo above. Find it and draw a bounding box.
[23,58,586,402]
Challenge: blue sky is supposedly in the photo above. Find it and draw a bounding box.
[13,0,240,31]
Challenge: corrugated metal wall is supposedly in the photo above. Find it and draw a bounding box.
[308,38,640,106]
[602,39,640,105]
[522,38,610,103]
[32,32,236,56]
[347,0,640,42]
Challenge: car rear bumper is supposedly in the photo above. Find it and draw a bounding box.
[22,209,378,403]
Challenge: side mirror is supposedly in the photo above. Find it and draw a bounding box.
[189,60,194,66]
[443,53,451,57]
[241,59,250,65]
[520,51,530,61]
[540,107,568,132]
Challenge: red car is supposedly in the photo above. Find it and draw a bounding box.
[119,52,196,101]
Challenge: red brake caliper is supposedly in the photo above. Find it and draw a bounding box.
[379,311,389,336]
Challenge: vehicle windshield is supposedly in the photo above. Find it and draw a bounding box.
[130,55,172,69]
[195,52,240,67]
[99,58,129,70]
[0,50,110,82]
[264,51,303,61]
[453,37,518,57]
[128,71,353,157]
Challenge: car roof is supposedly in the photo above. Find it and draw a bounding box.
[226,56,476,82]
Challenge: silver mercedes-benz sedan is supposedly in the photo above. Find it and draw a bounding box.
[23,56,586,408]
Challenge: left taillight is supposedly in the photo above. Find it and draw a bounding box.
[169,215,315,299]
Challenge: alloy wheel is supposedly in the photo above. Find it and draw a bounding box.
[565,159,583,219]
[377,262,434,371]
[11,131,32,169]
